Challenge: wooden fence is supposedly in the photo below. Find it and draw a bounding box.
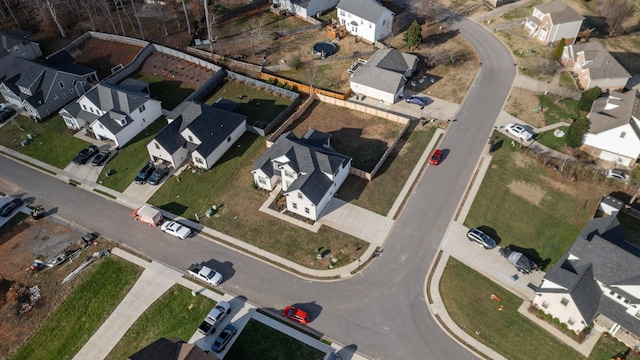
[258,73,350,100]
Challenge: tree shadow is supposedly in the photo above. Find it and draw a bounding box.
[423,29,460,47]
[329,127,389,172]
[160,202,189,218]
[476,225,503,245]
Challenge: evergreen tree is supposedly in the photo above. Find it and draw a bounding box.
[553,38,566,60]
[566,117,589,148]
[404,21,422,50]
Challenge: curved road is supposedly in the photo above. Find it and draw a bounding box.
[0,12,516,360]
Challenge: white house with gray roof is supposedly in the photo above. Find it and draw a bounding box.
[147,100,247,170]
[524,0,583,45]
[0,29,42,79]
[532,214,640,348]
[252,129,351,221]
[337,0,394,43]
[561,42,630,91]
[350,48,418,104]
[271,0,339,21]
[582,90,640,167]
[0,52,97,120]
[60,79,162,147]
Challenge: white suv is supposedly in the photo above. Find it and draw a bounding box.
[505,123,534,141]
[605,169,630,181]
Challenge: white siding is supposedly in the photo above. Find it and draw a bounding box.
[548,20,582,44]
[617,285,640,299]
[338,7,393,43]
[350,81,397,104]
[532,293,587,332]
[583,123,640,166]
[146,139,189,168]
[286,191,318,220]
[253,169,275,191]
[90,100,162,147]
[589,77,629,91]
[193,120,247,169]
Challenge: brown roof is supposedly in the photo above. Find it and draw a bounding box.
[536,0,584,24]
[587,90,639,134]
[569,42,630,81]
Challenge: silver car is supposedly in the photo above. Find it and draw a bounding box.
[466,228,497,249]
[161,221,192,239]
[605,169,630,182]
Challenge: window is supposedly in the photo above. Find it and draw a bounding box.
[70,88,74,93]
[227,136,231,142]
[298,193,302,199]
[369,23,372,28]
[62,93,66,98]
[195,157,203,164]
[339,10,344,16]
[292,203,298,209]
[567,318,575,325]
[284,170,293,178]
[620,132,626,138]
[258,177,266,185]
[82,104,87,111]
[139,104,146,113]
[560,298,569,306]
[99,123,104,129]
[541,301,549,309]
[59,81,65,89]
[609,291,615,296]
[155,143,160,150]
[305,207,310,214]
[188,135,193,142]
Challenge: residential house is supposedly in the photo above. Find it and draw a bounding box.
[128,337,219,360]
[0,29,42,79]
[524,0,584,45]
[60,79,162,147]
[337,0,394,44]
[271,0,339,21]
[350,48,418,104]
[0,52,97,120]
[582,89,640,167]
[532,214,640,348]
[147,100,247,170]
[560,42,630,91]
[252,129,351,221]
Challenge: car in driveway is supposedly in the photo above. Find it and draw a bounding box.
[134,161,155,184]
[283,305,310,325]
[405,95,429,107]
[430,149,442,165]
[211,323,238,352]
[499,248,538,274]
[161,221,192,239]
[605,169,630,182]
[0,198,23,217]
[148,164,169,185]
[505,123,534,141]
[0,107,16,123]
[466,228,497,249]
[91,150,110,166]
[72,145,99,165]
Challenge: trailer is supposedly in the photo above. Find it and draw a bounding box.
[132,205,163,226]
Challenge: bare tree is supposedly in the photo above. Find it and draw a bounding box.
[596,0,634,36]
[82,0,97,31]
[247,18,270,55]
[181,0,190,34]
[46,0,67,38]
[411,0,439,24]
[423,46,449,67]
[130,0,145,40]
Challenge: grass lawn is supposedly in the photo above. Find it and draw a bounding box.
[128,72,195,111]
[440,257,584,360]
[217,9,307,39]
[98,117,168,192]
[106,285,216,359]
[588,335,640,360]
[338,126,436,215]
[224,319,324,360]
[148,133,367,269]
[501,0,543,20]
[539,95,581,125]
[0,115,90,169]
[534,126,569,153]
[559,71,575,88]
[10,257,141,360]
[276,60,353,93]
[202,79,292,128]
[464,132,603,268]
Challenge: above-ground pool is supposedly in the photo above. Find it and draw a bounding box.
[312,42,337,58]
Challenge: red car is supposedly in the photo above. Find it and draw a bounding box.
[430,149,442,165]
[283,305,310,325]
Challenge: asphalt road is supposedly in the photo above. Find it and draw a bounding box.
[0,12,516,360]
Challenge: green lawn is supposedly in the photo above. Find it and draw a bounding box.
[501,0,543,20]
[0,115,90,169]
[558,71,575,88]
[202,79,292,128]
[98,117,167,192]
[534,126,569,153]
[464,133,601,268]
[440,257,640,360]
[128,72,195,110]
[276,61,353,93]
[338,126,436,216]
[224,319,324,360]
[10,257,141,360]
[539,94,581,125]
[106,285,216,359]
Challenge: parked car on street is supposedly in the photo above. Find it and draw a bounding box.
[0,198,23,217]
[161,221,191,239]
[148,164,169,185]
[134,161,155,184]
[0,107,16,123]
[283,305,310,325]
[211,323,238,352]
[466,228,497,249]
[605,169,630,182]
[188,264,223,286]
[72,145,99,165]
[405,96,429,107]
[499,248,538,274]
[505,123,534,141]
[430,149,442,165]
[91,150,110,166]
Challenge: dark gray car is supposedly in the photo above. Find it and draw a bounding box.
[466,228,497,249]
[499,248,538,274]
[0,198,23,217]
[134,161,155,184]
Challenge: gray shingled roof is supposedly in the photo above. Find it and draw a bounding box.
[252,130,351,205]
[182,102,246,158]
[154,116,185,154]
[536,0,584,24]
[569,42,630,83]
[0,30,35,59]
[337,0,393,23]
[84,83,150,116]
[351,49,417,94]
[587,90,639,134]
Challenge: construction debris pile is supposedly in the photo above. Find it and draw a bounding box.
[15,285,41,316]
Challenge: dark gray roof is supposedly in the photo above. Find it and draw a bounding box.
[154,116,186,154]
[351,49,418,94]
[182,102,246,158]
[601,196,624,211]
[4,29,31,39]
[252,130,351,205]
[588,90,639,134]
[597,295,640,337]
[536,0,584,23]
[337,0,393,23]
[118,78,149,93]
[0,30,37,57]
[84,83,150,116]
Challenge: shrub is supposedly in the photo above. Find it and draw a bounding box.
[284,83,293,91]
[560,322,567,330]
[266,77,276,85]
[552,317,560,325]
[553,38,566,60]
[276,81,285,88]
[290,55,303,70]
[578,86,602,111]
[566,116,589,148]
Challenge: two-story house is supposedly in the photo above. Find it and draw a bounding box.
[582,89,640,167]
[349,48,418,104]
[524,0,584,45]
[147,100,247,170]
[0,29,42,79]
[560,42,631,91]
[252,129,351,221]
[60,79,162,147]
[271,0,339,21]
[0,51,97,120]
[337,0,394,44]
[532,214,640,348]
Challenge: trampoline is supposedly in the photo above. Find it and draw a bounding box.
[312,42,337,58]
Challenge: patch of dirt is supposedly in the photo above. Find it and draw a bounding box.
[504,87,545,127]
[512,151,534,168]
[507,180,546,206]
[139,52,213,89]
[71,38,143,80]
[0,216,112,358]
